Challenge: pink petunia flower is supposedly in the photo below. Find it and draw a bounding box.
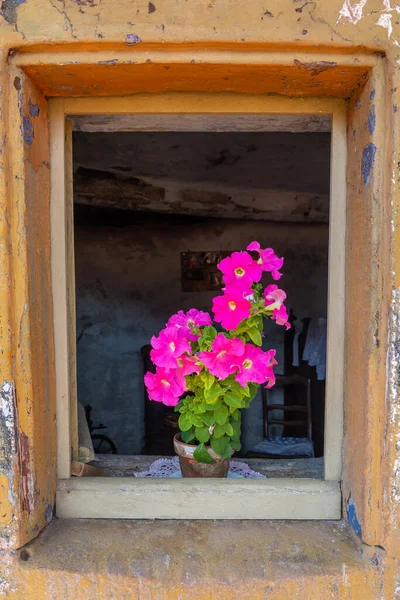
[218,251,262,289]
[199,334,245,380]
[264,350,278,389]
[212,289,252,330]
[144,368,186,406]
[264,284,287,310]
[272,304,291,330]
[167,309,212,341]
[234,345,277,388]
[176,354,201,385]
[150,326,191,369]
[246,241,284,280]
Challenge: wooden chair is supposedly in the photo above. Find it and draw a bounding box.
[247,374,314,459]
[141,344,178,455]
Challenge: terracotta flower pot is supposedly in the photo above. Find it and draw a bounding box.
[173,433,233,478]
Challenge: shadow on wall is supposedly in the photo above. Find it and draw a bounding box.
[75,215,328,455]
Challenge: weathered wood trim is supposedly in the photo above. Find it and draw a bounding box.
[63,94,337,116]
[324,100,347,481]
[49,99,72,480]
[57,478,341,520]
[13,50,379,69]
[70,113,332,133]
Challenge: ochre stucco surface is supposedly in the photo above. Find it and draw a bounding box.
[1,0,400,596]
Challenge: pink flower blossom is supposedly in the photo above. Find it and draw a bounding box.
[176,355,201,385]
[272,304,291,330]
[167,309,212,341]
[144,368,186,406]
[212,289,252,330]
[234,345,277,388]
[246,241,284,280]
[264,350,278,389]
[218,251,262,289]
[264,284,287,310]
[199,334,245,380]
[246,241,261,252]
[150,326,191,369]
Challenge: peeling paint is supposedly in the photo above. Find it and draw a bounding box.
[0,0,26,25]
[361,142,376,187]
[22,116,33,146]
[44,503,53,524]
[368,104,376,134]
[28,100,40,118]
[0,381,17,470]
[293,59,336,75]
[347,494,362,536]
[18,433,34,514]
[377,12,393,38]
[337,0,368,25]
[387,287,400,526]
[125,33,141,46]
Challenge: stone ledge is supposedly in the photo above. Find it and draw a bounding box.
[1,519,384,599]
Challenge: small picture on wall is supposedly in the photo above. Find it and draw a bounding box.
[181,251,232,292]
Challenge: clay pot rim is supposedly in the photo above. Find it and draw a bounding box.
[173,432,235,461]
[174,432,211,449]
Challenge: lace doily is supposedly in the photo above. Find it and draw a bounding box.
[134,456,266,478]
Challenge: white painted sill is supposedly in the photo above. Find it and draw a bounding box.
[57,478,341,520]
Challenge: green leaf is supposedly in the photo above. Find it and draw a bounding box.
[174,398,185,413]
[214,404,229,425]
[181,428,196,443]
[204,382,223,404]
[231,418,241,440]
[230,408,240,420]
[193,443,214,464]
[209,397,223,409]
[248,327,262,346]
[231,439,242,452]
[210,435,231,458]
[224,390,243,409]
[195,426,210,443]
[193,402,207,415]
[213,423,226,438]
[253,314,263,330]
[178,412,192,432]
[200,370,215,391]
[202,412,215,426]
[225,423,234,437]
[231,381,250,397]
[188,414,201,427]
[248,383,259,401]
[198,326,218,350]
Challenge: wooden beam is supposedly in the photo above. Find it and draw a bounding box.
[74,167,329,223]
[70,113,332,133]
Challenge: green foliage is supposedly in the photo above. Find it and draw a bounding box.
[193,443,214,464]
[195,426,210,443]
[181,429,196,443]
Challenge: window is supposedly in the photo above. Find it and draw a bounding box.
[50,94,345,519]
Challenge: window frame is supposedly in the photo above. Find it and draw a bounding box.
[50,94,346,520]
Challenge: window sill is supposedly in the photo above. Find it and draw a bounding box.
[15,519,377,599]
[57,477,340,520]
[90,454,325,479]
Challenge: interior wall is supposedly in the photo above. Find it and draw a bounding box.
[74,214,328,455]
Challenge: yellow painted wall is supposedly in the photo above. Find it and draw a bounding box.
[1,0,400,596]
